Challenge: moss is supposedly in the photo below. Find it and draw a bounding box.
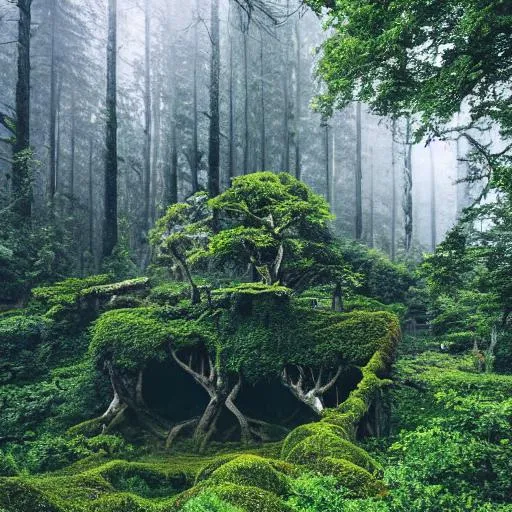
[207,455,290,496]
[284,432,381,476]
[280,423,348,460]
[89,308,173,370]
[195,456,239,484]
[87,493,167,512]
[32,275,112,311]
[0,478,63,512]
[178,483,292,512]
[313,457,387,498]
[80,278,149,300]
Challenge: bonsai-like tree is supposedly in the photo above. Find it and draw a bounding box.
[150,193,211,304]
[205,172,333,285]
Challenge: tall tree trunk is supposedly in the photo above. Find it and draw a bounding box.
[294,20,301,180]
[191,0,199,192]
[103,0,118,259]
[228,27,235,181]
[403,119,413,253]
[369,151,374,248]
[151,75,161,221]
[55,77,62,196]
[143,0,152,229]
[390,120,397,261]
[48,0,57,207]
[163,2,178,207]
[70,90,76,205]
[325,123,331,204]
[259,33,266,171]
[243,31,249,173]
[355,102,363,240]
[429,144,437,252]
[88,134,94,256]
[12,0,32,220]
[281,21,290,172]
[208,0,220,198]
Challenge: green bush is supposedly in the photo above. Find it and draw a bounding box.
[182,491,243,512]
[0,451,19,477]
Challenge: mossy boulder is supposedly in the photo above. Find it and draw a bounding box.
[207,455,290,496]
[314,457,387,498]
[281,422,348,460]
[284,431,381,476]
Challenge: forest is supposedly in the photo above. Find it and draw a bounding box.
[0,0,511,511]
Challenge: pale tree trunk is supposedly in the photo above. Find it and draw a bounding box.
[325,123,331,204]
[355,102,363,240]
[103,0,118,259]
[151,75,161,221]
[259,33,266,170]
[228,26,235,181]
[143,0,152,229]
[429,144,437,251]
[294,20,301,180]
[391,120,397,261]
[243,30,250,173]
[88,134,94,257]
[282,365,342,415]
[208,0,220,197]
[369,150,374,248]
[70,90,76,206]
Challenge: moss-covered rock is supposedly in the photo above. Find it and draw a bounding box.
[284,432,381,476]
[280,422,348,460]
[207,455,290,496]
[313,456,387,498]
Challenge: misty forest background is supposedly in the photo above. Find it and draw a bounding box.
[0,0,478,281]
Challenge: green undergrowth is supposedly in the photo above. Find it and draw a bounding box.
[0,276,401,511]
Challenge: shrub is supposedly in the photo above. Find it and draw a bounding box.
[0,451,19,477]
[182,491,243,512]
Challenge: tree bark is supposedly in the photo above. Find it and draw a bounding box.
[294,20,301,180]
[143,0,152,229]
[390,120,397,261]
[259,32,266,171]
[208,0,220,197]
[429,144,437,252]
[243,30,250,173]
[332,282,343,312]
[48,0,57,208]
[403,118,413,253]
[191,0,200,193]
[103,0,118,259]
[12,0,32,220]
[355,102,363,240]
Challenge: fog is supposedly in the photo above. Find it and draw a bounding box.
[0,0,481,269]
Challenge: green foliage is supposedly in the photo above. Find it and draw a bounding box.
[0,451,19,477]
[337,242,413,305]
[89,308,174,370]
[182,491,243,512]
[285,474,350,512]
[23,434,130,474]
[307,0,512,149]
[206,172,333,285]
